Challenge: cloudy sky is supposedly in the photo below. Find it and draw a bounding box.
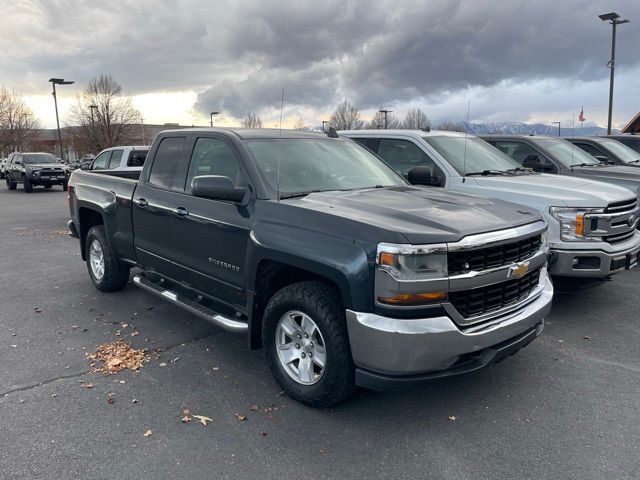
[2,0,639,129]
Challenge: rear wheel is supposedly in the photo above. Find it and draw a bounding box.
[23,176,33,193]
[6,174,16,190]
[262,281,355,408]
[85,225,130,292]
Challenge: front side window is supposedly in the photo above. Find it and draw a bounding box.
[128,150,148,167]
[148,137,189,191]
[596,139,640,163]
[573,143,605,159]
[186,138,242,191]
[617,137,640,154]
[92,151,111,170]
[108,150,124,169]
[245,138,406,196]
[377,138,440,179]
[422,136,520,175]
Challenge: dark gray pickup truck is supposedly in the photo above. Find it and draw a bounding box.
[68,128,553,407]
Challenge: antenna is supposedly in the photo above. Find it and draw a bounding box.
[277,88,285,202]
[462,100,471,183]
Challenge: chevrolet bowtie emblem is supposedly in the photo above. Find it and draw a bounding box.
[509,261,529,279]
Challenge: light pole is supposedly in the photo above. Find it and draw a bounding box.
[599,12,630,135]
[322,120,328,133]
[210,111,220,127]
[552,121,561,137]
[379,108,393,129]
[48,78,74,161]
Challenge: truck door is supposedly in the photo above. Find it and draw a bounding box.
[132,135,190,277]
[169,135,250,310]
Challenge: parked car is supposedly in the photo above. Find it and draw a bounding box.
[81,146,148,172]
[565,137,640,167]
[342,130,640,281]
[605,134,640,155]
[480,135,640,194]
[68,128,553,407]
[5,152,70,192]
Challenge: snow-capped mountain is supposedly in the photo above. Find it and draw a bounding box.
[459,121,616,137]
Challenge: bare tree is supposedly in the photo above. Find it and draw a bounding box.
[69,74,142,153]
[366,111,401,129]
[243,112,263,128]
[403,108,432,130]
[329,100,363,130]
[0,88,41,154]
[436,120,465,132]
[294,117,306,130]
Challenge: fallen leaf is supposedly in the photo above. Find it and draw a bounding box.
[159,362,167,367]
[107,397,115,405]
[261,431,268,437]
[250,405,259,412]
[448,415,457,421]
[132,399,138,404]
[192,415,213,426]
[143,429,153,437]
[131,331,140,337]
[583,336,591,340]
[212,366,219,371]
[34,307,42,313]
[82,382,95,389]
[86,340,148,374]
[234,414,247,421]
[319,448,326,455]
[181,415,191,423]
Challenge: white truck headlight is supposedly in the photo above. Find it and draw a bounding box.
[376,243,447,280]
[549,207,603,242]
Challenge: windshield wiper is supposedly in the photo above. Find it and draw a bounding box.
[465,170,510,176]
[279,189,325,199]
[628,159,640,164]
[569,163,598,168]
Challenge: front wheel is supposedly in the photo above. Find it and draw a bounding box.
[85,225,130,292]
[23,176,33,193]
[262,281,355,408]
[62,182,68,191]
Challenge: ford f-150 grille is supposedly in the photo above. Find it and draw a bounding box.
[449,267,541,318]
[605,198,637,214]
[588,198,639,245]
[448,235,542,275]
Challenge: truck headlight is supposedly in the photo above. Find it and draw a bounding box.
[549,207,603,241]
[376,243,447,280]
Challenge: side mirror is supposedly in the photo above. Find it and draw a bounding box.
[191,175,247,203]
[593,155,609,163]
[407,166,442,186]
[14,160,22,165]
[522,154,553,172]
[80,162,91,170]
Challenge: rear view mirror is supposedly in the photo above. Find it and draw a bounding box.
[81,162,91,170]
[192,175,247,203]
[407,166,442,187]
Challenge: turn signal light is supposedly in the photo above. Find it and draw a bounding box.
[575,214,584,237]
[378,252,396,266]
[378,292,447,306]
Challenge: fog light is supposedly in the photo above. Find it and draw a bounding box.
[378,292,447,306]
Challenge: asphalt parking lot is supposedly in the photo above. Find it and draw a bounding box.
[1,185,639,480]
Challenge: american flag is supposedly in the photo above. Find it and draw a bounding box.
[578,108,585,122]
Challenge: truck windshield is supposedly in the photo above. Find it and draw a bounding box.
[422,136,520,175]
[23,153,58,165]
[245,138,407,196]
[596,139,640,163]
[533,138,600,167]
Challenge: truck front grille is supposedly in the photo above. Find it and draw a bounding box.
[449,268,541,319]
[448,234,542,275]
[605,198,637,214]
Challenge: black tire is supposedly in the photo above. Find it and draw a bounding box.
[6,174,16,190]
[262,281,355,408]
[23,176,33,193]
[85,225,130,292]
[62,182,68,191]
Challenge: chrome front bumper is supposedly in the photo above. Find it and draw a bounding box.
[346,274,553,380]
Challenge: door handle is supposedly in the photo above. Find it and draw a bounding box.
[172,207,189,218]
[134,198,148,207]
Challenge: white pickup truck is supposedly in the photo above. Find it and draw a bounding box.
[342,130,640,281]
[81,146,149,172]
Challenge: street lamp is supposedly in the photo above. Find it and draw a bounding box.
[48,78,75,161]
[89,104,98,126]
[322,120,328,133]
[210,111,220,127]
[551,121,561,137]
[599,12,630,135]
[379,108,393,129]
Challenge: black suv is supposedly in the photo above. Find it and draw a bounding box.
[5,152,70,192]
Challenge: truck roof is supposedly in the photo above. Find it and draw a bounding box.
[160,127,328,140]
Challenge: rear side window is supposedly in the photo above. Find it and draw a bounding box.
[92,151,111,170]
[493,141,539,164]
[351,137,381,153]
[148,137,188,191]
[128,150,148,167]
[108,150,124,169]
[574,143,604,158]
[186,138,241,191]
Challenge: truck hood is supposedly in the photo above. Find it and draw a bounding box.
[24,164,67,169]
[572,165,640,185]
[284,186,541,244]
[468,173,634,207]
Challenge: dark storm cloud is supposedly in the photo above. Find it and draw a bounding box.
[1,0,638,119]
